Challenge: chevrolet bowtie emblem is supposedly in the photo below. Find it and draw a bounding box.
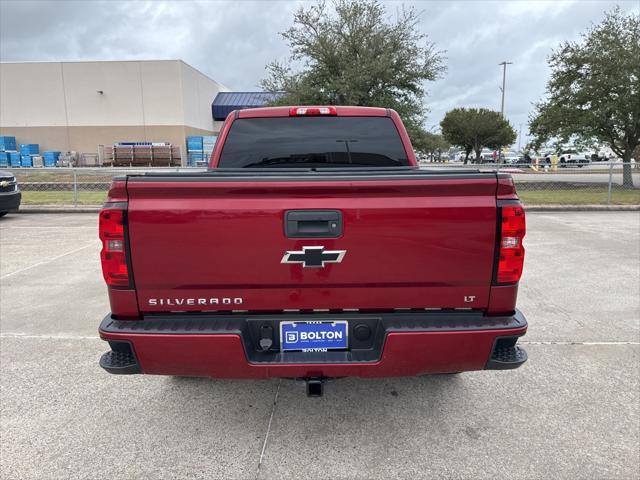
[281,246,346,268]
[0,181,8,188]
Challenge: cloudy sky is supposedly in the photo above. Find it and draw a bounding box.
[1,0,637,146]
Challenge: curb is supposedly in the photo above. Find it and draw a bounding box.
[15,204,640,213]
[18,206,102,213]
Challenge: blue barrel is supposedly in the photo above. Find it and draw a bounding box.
[20,144,39,155]
[9,152,21,167]
[20,155,33,167]
[0,152,8,167]
[43,151,61,167]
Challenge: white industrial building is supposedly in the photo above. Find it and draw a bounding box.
[0,60,229,156]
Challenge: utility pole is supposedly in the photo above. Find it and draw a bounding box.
[498,61,513,117]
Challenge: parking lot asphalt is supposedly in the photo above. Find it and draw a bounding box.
[1,212,639,479]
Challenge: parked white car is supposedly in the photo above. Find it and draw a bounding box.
[557,149,592,167]
[502,152,523,164]
[478,149,496,163]
[455,151,475,162]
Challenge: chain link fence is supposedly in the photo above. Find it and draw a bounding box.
[420,160,640,206]
[9,167,200,207]
[6,162,640,207]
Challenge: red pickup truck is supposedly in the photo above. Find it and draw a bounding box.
[98,106,527,396]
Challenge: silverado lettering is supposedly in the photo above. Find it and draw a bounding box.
[98,105,528,397]
[147,298,244,306]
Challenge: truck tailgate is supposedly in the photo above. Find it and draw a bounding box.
[126,172,498,313]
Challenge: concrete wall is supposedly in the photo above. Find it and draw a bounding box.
[0,60,228,154]
[0,62,68,127]
[181,61,225,133]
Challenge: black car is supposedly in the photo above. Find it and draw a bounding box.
[0,170,21,217]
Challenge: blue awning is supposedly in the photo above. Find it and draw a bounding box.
[212,92,283,121]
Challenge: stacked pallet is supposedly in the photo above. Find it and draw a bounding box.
[0,136,21,168]
[102,142,181,167]
[43,151,61,167]
[186,135,217,167]
[19,144,40,167]
[0,136,16,151]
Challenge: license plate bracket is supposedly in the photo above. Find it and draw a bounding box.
[280,321,349,352]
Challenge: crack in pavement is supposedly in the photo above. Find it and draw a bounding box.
[0,242,97,279]
[255,379,281,480]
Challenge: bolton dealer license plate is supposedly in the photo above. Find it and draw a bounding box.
[280,321,348,352]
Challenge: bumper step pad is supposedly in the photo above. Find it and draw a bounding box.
[99,349,141,375]
[486,345,527,370]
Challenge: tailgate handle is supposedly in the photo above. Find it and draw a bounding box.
[285,210,343,238]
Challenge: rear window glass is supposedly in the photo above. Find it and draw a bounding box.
[218,116,408,168]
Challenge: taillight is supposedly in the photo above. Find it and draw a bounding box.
[289,106,337,116]
[99,206,130,287]
[496,204,526,284]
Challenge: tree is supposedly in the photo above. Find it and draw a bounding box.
[260,0,446,148]
[440,109,473,163]
[413,131,450,161]
[440,108,516,164]
[529,7,639,187]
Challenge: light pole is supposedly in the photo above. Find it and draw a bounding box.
[499,61,513,117]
